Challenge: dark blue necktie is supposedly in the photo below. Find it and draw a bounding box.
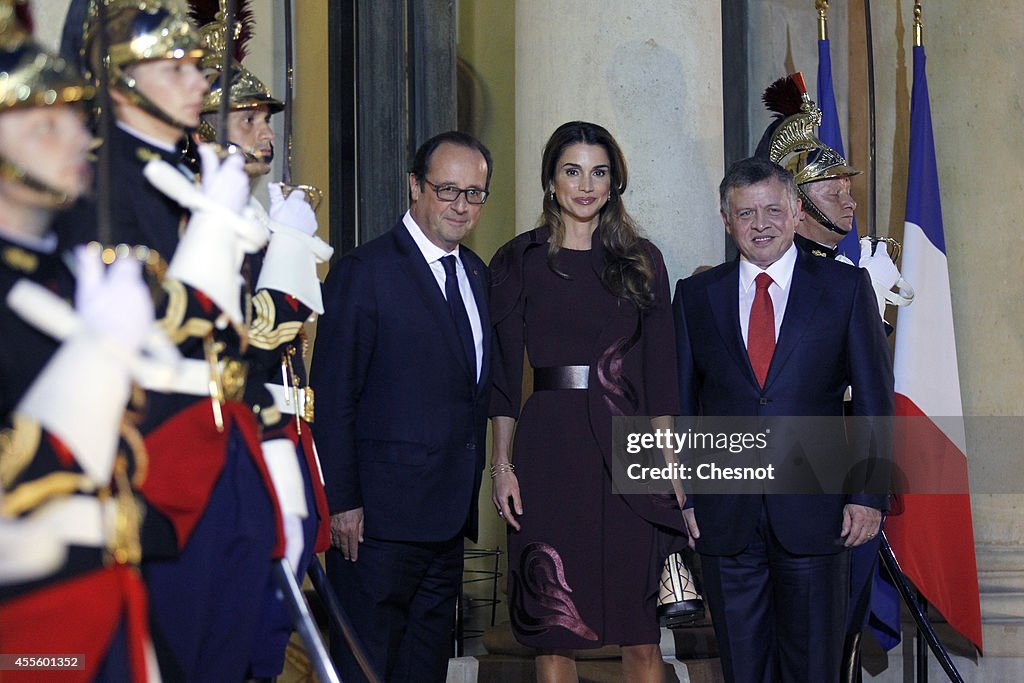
[441,255,476,379]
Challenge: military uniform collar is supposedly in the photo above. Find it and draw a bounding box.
[794,232,839,260]
[113,122,187,168]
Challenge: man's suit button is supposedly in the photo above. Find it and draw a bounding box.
[759,398,770,406]
[466,442,476,451]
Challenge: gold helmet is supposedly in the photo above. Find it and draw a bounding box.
[754,72,860,235]
[189,0,282,143]
[0,1,94,202]
[83,0,204,129]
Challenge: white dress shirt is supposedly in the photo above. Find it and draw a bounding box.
[403,211,483,381]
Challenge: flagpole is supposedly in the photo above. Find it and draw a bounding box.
[909,6,928,677]
[816,0,828,40]
[864,0,877,241]
[95,0,111,247]
[282,0,294,186]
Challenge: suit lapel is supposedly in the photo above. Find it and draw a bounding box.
[707,263,760,388]
[764,250,823,388]
[392,225,475,380]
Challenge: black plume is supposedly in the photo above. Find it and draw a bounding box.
[761,72,806,119]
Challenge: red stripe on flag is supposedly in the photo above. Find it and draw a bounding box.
[888,394,983,651]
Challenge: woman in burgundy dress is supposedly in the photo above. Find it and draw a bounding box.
[489,121,686,681]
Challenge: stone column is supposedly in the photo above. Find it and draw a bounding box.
[515,0,725,284]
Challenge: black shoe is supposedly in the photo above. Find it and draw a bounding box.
[657,598,705,628]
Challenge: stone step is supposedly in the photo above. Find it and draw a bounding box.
[442,622,724,682]
[447,653,725,682]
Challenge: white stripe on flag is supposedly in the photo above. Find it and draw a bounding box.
[893,220,966,452]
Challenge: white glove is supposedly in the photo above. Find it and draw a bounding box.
[75,246,154,354]
[255,187,334,315]
[858,238,903,318]
[199,145,251,214]
[858,238,901,291]
[269,183,317,236]
[157,147,268,324]
[15,249,153,485]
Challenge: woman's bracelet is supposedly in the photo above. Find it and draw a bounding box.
[490,463,516,478]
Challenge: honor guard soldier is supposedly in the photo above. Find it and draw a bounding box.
[189,2,334,677]
[61,1,288,679]
[756,72,913,324]
[0,3,159,680]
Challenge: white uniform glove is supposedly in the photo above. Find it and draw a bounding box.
[15,249,153,486]
[261,438,309,571]
[198,145,251,213]
[76,247,154,353]
[269,183,317,235]
[858,237,904,318]
[254,184,334,315]
[154,146,269,324]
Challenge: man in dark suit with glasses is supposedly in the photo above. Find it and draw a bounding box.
[312,131,493,682]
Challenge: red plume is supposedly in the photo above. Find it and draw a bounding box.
[761,72,807,119]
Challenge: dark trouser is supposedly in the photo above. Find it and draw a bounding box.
[326,535,463,683]
[144,427,276,683]
[701,503,848,683]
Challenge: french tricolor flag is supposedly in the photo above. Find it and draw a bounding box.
[887,43,983,653]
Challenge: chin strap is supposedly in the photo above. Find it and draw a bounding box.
[116,73,194,133]
[195,121,263,166]
[798,185,851,236]
[0,156,70,205]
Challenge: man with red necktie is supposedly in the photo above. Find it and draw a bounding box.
[672,157,893,682]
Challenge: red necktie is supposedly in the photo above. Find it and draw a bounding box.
[748,272,775,388]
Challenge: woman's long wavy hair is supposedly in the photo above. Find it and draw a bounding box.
[539,121,654,309]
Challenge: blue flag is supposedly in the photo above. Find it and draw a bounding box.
[816,38,860,261]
